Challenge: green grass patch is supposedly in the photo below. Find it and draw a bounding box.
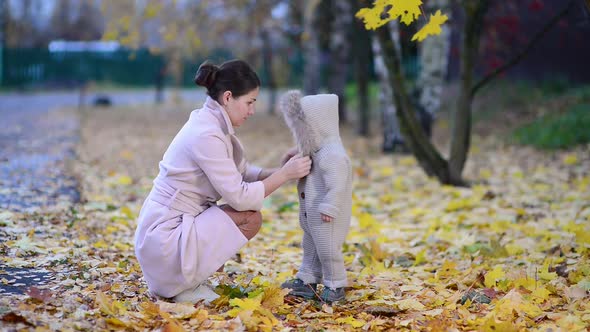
[512,103,590,149]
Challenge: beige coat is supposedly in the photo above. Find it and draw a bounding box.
[134,97,265,298]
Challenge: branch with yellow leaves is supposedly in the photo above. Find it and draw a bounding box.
[355,0,448,42]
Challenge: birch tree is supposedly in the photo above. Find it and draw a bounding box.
[415,0,451,134]
[302,0,321,95]
[372,21,402,152]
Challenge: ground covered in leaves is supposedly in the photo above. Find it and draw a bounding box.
[1,97,589,331]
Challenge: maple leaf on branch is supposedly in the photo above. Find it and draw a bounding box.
[412,10,449,42]
[355,0,392,30]
[356,0,423,29]
[355,0,447,42]
[389,0,423,25]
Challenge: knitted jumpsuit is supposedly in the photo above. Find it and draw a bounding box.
[280,91,352,289]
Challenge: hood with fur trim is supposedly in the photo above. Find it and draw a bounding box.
[279,90,340,156]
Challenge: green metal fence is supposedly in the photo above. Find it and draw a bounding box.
[1,47,416,89]
[1,48,166,88]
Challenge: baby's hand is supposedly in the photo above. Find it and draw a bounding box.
[321,213,334,223]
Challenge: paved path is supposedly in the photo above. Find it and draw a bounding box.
[0,88,215,208]
[0,88,276,295]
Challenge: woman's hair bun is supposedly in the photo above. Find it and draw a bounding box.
[194,61,219,88]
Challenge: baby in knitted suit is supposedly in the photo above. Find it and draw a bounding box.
[279,90,353,303]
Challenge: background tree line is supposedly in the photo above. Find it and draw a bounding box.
[2,0,589,186]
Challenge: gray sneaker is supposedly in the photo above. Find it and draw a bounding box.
[321,287,345,303]
[281,278,318,299]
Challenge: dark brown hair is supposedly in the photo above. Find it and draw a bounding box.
[194,59,260,101]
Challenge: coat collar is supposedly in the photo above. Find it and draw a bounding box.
[204,96,235,135]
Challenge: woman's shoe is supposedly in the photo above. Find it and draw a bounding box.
[173,282,220,304]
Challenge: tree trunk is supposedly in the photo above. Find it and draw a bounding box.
[350,0,372,137]
[372,21,403,152]
[261,28,276,114]
[417,0,451,119]
[303,0,321,95]
[448,1,489,182]
[329,0,352,123]
[375,25,456,184]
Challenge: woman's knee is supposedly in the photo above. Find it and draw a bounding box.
[220,205,262,240]
[241,210,262,240]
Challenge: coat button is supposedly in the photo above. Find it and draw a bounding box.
[304,212,307,218]
[300,192,305,199]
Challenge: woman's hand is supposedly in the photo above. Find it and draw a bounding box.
[321,213,334,222]
[281,154,311,180]
[262,154,311,198]
[280,146,299,166]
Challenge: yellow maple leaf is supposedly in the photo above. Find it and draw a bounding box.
[437,260,459,279]
[531,286,551,304]
[105,317,129,328]
[395,298,426,311]
[93,240,109,249]
[445,198,474,212]
[355,0,391,30]
[260,285,289,309]
[257,315,276,332]
[96,291,127,317]
[412,10,449,41]
[495,290,543,319]
[117,175,133,185]
[413,249,427,266]
[336,316,366,328]
[505,243,524,256]
[120,206,135,219]
[356,0,423,30]
[227,297,263,318]
[484,266,506,288]
[389,0,422,25]
[538,263,558,281]
[480,315,520,332]
[358,212,381,232]
[513,277,537,292]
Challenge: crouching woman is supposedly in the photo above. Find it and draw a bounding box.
[134,59,311,303]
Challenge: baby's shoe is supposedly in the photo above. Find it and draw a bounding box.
[281,278,318,299]
[321,287,345,303]
[173,282,220,304]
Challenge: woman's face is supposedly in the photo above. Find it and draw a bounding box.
[222,87,259,127]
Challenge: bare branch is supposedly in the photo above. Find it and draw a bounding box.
[471,0,575,97]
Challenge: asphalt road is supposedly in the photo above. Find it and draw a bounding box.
[0,88,209,295]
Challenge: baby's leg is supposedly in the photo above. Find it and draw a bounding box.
[311,221,348,289]
[296,231,322,284]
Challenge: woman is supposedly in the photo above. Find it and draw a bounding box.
[134,59,311,303]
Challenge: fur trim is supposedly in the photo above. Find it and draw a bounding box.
[279,90,316,156]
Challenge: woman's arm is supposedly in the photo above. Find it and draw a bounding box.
[257,167,278,181]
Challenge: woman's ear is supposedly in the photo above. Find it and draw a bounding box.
[222,91,232,106]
